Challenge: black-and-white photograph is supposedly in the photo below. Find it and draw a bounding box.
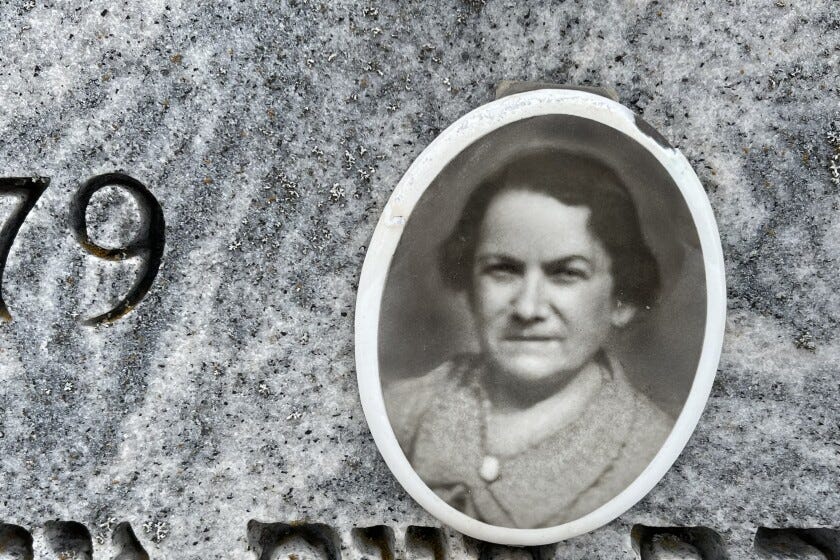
[377,113,708,530]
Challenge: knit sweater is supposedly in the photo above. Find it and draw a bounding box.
[384,354,674,529]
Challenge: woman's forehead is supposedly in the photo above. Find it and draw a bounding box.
[475,189,609,263]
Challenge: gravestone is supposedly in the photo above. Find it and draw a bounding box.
[0,1,838,558]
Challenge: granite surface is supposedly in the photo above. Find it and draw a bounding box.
[0,0,838,558]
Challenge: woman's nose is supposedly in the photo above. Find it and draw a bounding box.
[511,270,549,321]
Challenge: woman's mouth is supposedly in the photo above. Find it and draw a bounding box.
[504,334,562,341]
[501,335,564,352]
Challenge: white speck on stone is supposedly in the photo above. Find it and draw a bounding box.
[330,183,345,201]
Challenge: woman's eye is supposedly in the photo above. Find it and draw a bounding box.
[482,263,519,280]
[548,268,587,283]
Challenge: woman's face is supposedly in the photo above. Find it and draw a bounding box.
[471,188,636,385]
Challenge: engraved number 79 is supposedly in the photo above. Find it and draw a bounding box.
[0,174,165,325]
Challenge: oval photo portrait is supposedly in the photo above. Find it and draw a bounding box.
[356,90,725,545]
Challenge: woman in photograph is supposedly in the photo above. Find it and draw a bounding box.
[384,149,674,529]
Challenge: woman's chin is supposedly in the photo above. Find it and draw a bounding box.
[490,355,579,384]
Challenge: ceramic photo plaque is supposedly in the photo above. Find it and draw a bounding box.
[355,89,726,545]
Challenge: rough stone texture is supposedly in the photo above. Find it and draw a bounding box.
[0,0,838,558]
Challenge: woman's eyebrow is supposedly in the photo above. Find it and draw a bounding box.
[474,253,522,263]
[542,256,593,269]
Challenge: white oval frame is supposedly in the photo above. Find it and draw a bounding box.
[355,89,726,546]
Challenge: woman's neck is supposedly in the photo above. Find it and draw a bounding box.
[483,357,606,412]
[482,359,607,457]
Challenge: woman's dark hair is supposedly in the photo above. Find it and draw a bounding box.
[439,149,660,309]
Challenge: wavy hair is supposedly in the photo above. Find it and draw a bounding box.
[438,149,660,309]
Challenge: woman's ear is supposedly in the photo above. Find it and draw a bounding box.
[611,300,637,328]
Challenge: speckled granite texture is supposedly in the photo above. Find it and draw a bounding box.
[0,1,838,558]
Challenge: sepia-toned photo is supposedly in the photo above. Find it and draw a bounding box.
[376,114,709,530]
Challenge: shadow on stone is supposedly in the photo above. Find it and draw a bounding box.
[754,527,839,559]
[44,520,93,560]
[405,526,447,560]
[247,520,341,560]
[0,523,33,560]
[632,525,728,559]
[352,525,395,560]
[112,522,150,560]
[464,536,555,560]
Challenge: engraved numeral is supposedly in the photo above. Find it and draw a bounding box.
[0,174,164,325]
[0,177,49,321]
[69,173,165,325]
